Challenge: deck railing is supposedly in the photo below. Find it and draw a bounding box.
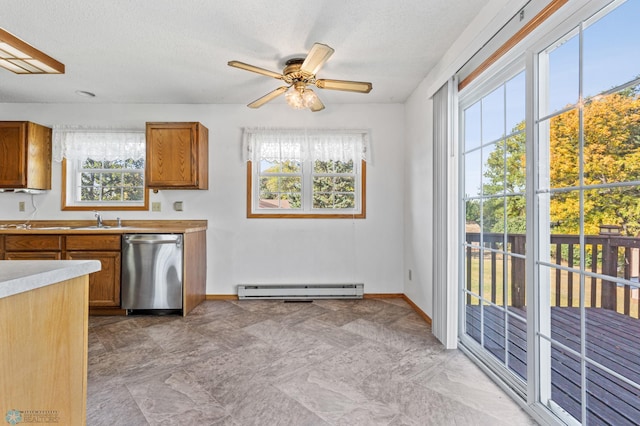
[465,232,640,318]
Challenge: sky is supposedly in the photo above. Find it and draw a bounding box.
[463,0,640,199]
[547,0,640,114]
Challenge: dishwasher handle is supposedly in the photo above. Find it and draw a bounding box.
[123,234,182,247]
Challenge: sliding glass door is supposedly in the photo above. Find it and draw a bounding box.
[458,0,640,423]
[460,64,528,390]
[536,1,640,423]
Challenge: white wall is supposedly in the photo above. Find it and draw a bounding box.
[402,0,526,320]
[0,102,405,296]
[403,84,433,316]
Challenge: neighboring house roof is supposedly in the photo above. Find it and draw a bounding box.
[259,199,291,209]
[465,221,481,233]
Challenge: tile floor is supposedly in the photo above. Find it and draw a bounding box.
[87,298,536,425]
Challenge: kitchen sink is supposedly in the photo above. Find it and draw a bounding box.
[33,226,73,230]
[71,226,133,230]
[73,226,114,229]
[32,226,131,230]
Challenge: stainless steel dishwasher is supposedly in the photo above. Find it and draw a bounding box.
[121,234,183,312]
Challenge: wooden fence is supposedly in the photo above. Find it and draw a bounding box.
[465,233,640,318]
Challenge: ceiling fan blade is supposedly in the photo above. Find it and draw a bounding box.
[247,86,289,108]
[228,61,283,80]
[300,43,334,75]
[308,91,325,112]
[316,79,373,93]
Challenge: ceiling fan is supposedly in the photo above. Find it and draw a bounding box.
[228,43,372,112]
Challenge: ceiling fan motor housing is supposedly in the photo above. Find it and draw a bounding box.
[283,59,315,85]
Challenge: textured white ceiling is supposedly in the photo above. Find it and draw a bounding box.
[0,0,485,105]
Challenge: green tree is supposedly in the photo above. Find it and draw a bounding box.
[482,122,526,233]
[80,157,144,202]
[260,160,302,208]
[466,199,481,224]
[312,159,355,209]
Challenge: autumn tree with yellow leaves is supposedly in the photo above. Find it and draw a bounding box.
[481,85,640,236]
[549,86,640,236]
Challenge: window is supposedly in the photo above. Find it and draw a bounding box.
[244,129,367,218]
[54,128,148,210]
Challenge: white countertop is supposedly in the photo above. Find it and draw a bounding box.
[0,260,102,299]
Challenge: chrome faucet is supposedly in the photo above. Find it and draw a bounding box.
[94,211,104,228]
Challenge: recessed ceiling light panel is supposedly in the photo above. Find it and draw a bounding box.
[0,28,65,74]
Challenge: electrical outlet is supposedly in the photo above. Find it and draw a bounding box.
[18,201,25,212]
[409,269,412,281]
[151,202,161,212]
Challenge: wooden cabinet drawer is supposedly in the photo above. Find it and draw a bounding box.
[66,235,121,251]
[5,252,61,260]
[5,235,61,251]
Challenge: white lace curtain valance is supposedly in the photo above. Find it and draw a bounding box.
[52,126,145,162]
[242,128,370,163]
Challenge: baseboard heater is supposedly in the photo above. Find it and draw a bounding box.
[237,283,364,300]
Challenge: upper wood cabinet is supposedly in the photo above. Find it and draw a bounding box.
[0,121,52,190]
[145,122,208,190]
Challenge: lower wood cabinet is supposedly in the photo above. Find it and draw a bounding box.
[1,224,207,316]
[66,251,121,308]
[66,235,122,312]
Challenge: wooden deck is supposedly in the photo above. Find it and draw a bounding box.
[466,305,640,425]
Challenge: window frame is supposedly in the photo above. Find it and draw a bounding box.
[246,159,366,219]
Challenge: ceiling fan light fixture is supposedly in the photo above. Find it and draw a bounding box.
[302,89,317,106]
[285,86,317,110]
[0,28,65,74]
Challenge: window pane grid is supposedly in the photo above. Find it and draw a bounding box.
[74,160,145,204]
[258,164,303,210]
[461,67,527,390]
[311,166,357,210]
[536,2,640,423]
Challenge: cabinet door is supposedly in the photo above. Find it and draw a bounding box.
[0,121,51,190]
[145,122,208,189]
[66,251,121,307]
[24,122,52,190]
[0,122,27,187]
